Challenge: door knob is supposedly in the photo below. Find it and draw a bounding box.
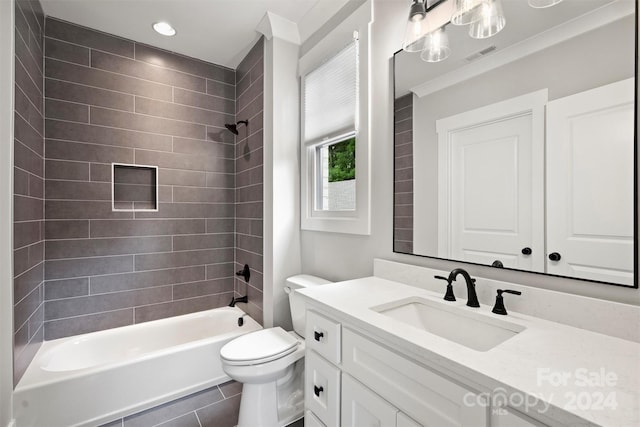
[313,385,324,397]
[548,252,561,262]
[521,247,532,255]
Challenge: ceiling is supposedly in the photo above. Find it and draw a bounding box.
[40,0,350,69]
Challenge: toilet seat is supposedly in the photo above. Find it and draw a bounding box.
[220,327,299,366]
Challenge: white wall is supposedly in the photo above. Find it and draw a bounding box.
[0,0,14,424]
[263,33,302,329]
[300,0,640,306]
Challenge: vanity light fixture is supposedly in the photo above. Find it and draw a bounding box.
[403,0,563,63]
[152,21,176,36]
[451,0,487,25]
[528,0,563,8]
[469,0,506,39]
[402,0,430,52]
[420,26,451,62]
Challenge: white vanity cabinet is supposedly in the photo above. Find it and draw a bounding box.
[304,308,489,427]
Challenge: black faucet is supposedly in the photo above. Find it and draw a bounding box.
[435,268,480,308]
[228,295,248,307]
[492,289,521,315]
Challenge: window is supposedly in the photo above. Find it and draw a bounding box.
[299,0,371,235]
[316,135,356,211]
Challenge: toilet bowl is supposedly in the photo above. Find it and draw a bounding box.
[220,275,331,427]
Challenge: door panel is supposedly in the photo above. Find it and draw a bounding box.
[436,91,546,272]
[546,78,634,285]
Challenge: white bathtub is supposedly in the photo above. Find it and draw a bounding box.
[14,306,262,427]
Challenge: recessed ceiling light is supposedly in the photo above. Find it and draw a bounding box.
[153,22,176,36]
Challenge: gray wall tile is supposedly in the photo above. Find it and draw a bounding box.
[89,266,205,294]
[134,44,234,83]
[89,219,204,237]
[172,234,234,251]
[45,277,89,300]
[45,236,172,260]
[133,293,230,323]
[46,120,172,151]
[45,159,90,181]
[134,248,233,271]
[46,138,134,164]
[44,37,90,65]
[45,255,134,280]
[46,58,172,102]
[46,18,134,58]
[90,107,205,139]
[45,200,133,220]
[45,308,133,340]
[173,278,234,300]
[46,78,134,112]
[91,50,206,93]
[14,111,43,156]
[45,286,171,320]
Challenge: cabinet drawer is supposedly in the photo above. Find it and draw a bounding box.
[305,350,340,427]
[306,310,341,364]
[342,328,488,427]
[305,410,326,427]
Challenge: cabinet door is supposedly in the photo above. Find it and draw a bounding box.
[342,328,488,427]
[546,78,634,285]
[305,350,341,427]
[342,374,398,427]
[305,410,327,427]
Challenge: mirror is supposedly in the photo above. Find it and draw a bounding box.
[393,0,637,287]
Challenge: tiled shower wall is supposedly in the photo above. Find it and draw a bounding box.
[393,93,414,253]
[234,38,264,324]
[43,18,241,340]
[13,0,45,385]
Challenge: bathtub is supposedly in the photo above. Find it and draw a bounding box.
[14,306,262,427]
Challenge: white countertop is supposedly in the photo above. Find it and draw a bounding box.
[298,277,640,427]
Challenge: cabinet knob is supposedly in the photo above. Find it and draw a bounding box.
[548,252,561,262]
[314,331,324,342]
[521,247,532,255]
[313,385,324,397]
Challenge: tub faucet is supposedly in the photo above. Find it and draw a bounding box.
[228,295,248,307]
[436,268,480,308]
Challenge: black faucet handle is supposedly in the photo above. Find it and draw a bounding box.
[435,275,456,301]
[492,289,521,315]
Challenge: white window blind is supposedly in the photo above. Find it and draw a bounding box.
[303,40,359,144]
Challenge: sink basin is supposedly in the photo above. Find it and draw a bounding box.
[371,297,526,351]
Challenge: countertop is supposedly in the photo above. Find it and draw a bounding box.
[298,277,640,427]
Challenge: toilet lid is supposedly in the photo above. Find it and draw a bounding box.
[220,327,299,365]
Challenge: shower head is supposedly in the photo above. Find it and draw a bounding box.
[224,120,248,135]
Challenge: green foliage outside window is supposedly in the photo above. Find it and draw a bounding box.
[328,137,356,182]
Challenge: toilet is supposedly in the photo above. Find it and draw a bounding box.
[220,274,331,427]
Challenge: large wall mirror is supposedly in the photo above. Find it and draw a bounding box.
[393,0,638,287]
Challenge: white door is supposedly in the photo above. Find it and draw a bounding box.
[546,78,635,285]
[341,374,398,427]
[437,91,546,272]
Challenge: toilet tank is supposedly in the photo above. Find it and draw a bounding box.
[285,274,332,338]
